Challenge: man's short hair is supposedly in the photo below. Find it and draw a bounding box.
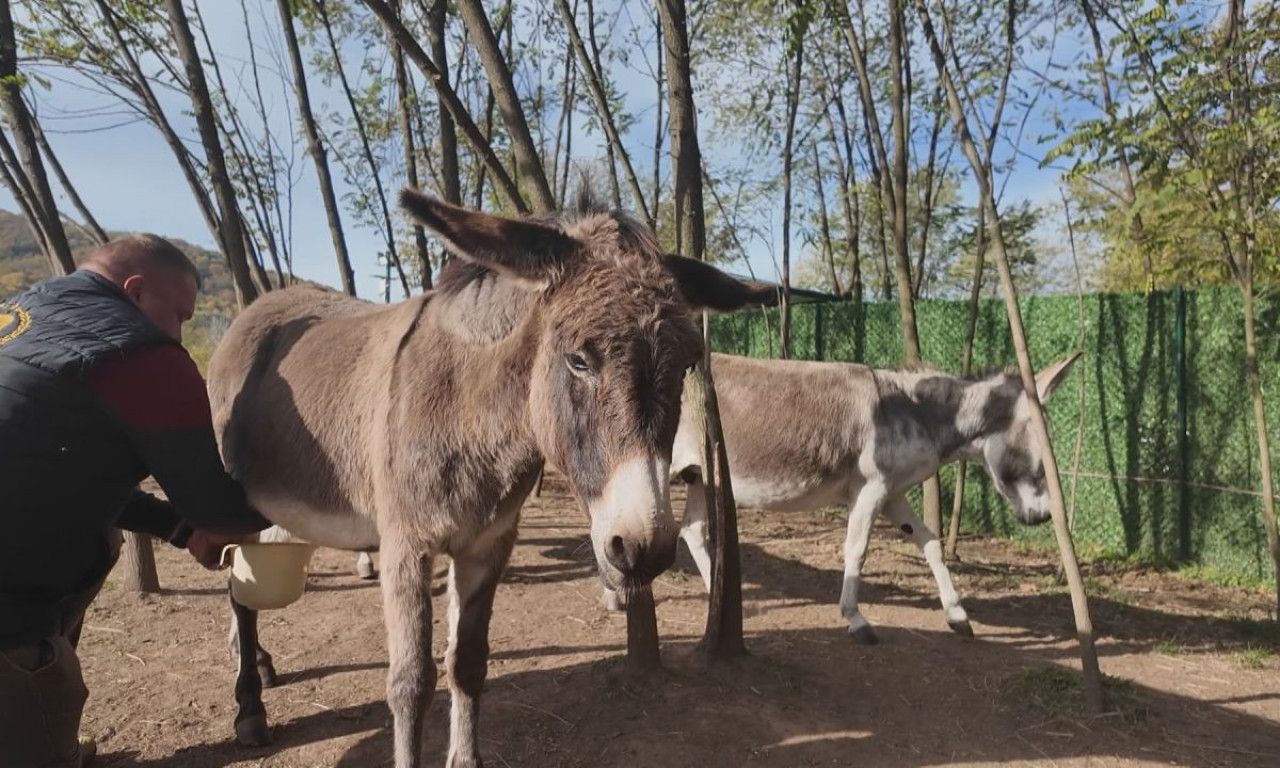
[85,234,203,289]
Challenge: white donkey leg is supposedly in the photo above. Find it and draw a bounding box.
[883,496,973,637]
[840,484,886,644]
[445,523,517,768]
[356,551,378,580]
[380,539,437,768]
[679,477,713,591]
[601,474,711,612]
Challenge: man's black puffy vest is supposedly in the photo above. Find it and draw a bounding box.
[0,269,175,378]
[0,270,178,642]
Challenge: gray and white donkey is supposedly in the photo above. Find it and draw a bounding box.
[604,351,1081,643]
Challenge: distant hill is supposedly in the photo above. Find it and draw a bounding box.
[1,209,245,372]
[0,208,239,303]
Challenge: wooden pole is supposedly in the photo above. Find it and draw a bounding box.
[121,532,160,593]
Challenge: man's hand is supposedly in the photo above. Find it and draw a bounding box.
[187,529,252,570]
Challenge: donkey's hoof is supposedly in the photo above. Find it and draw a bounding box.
[357,561,378,580]
[235,714,272,747]
[849,625,880,645]
[258,664,280,689]
[446,753,483,768]
[948,618,975,638]
[602,591,626,612]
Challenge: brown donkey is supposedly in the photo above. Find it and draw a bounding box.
[206,189,774,768]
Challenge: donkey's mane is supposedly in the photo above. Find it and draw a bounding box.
[433,186,658,298]
[889,361,1015,383]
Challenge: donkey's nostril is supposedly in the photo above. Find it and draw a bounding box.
[605,535,642,574]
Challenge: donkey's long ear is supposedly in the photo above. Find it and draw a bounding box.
[400,188,578,285]
[1034,352,1082,402]
[662,254,779,313]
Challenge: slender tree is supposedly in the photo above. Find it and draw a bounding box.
[779,3,805,358]
[0,0,75,275]
[312,0,409,297]
[915,0,1103,711]
[657,0,745,661]
[365,0,530,213]
[454,0,556,212]
[164,0,258,307]
[556,0,652,225]
[278,0,356,296]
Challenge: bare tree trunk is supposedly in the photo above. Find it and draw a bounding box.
[121,533,160,594]
[652,9,663,223]
[945,206,986,560]
[314,0,409,298]
[427,0,461,207]
[164,0,257,308]
[779,26,803,359]
[657,0,705,263]
[93,1,222,251]
[1242,281,1280,616]
[29,114,107,244]
[0,0,75,275]
[692,353,746,659]
[238,212,274,295]
[425,0,460,275]
[887,0,943,536]
[240,0,292,284]
[825,92,861,303]
[585,0,622,209]
[915,0,1103,711]
[393,31,431,288]
[278,0,355,296]
[550,3,577,206]
[889,1,916,350]
[813,143,843,296]
[913,96,945,299]
[189,0,281,294]
[454,0,556,212]
[657,0,744,660]
[839,5,892,300]
[0,133,54,258]
[560,67,575,207]
[557,0,652,225]
[367,0,529,214]
[625,585,661,670]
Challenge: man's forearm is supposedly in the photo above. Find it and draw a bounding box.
[115,489,193,547]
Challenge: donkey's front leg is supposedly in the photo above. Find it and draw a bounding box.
[883,496,973,637]
[678,476,713,591]
[840,483,886,644]
[445,523,518,768]
[381,540,437,768]
[229,591,272,747]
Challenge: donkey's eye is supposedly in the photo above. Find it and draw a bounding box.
[565,352,592,375]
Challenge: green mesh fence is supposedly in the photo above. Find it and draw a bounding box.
[711,286,1279,586]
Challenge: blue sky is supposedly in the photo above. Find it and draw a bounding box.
[3,0,1097,300]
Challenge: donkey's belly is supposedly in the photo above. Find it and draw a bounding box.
[730,473,851,512]
[249,492,380,552]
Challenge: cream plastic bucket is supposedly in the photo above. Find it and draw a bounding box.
[222,542,318,610]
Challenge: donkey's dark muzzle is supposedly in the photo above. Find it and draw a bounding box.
[604,535,677,584]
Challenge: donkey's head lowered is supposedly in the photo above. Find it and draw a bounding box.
[400,189,775,591]
[969,353,1081,525]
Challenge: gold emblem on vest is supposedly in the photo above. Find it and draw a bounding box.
[0,303,32,347]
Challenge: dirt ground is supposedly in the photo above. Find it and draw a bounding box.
[80,472,1280,767]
